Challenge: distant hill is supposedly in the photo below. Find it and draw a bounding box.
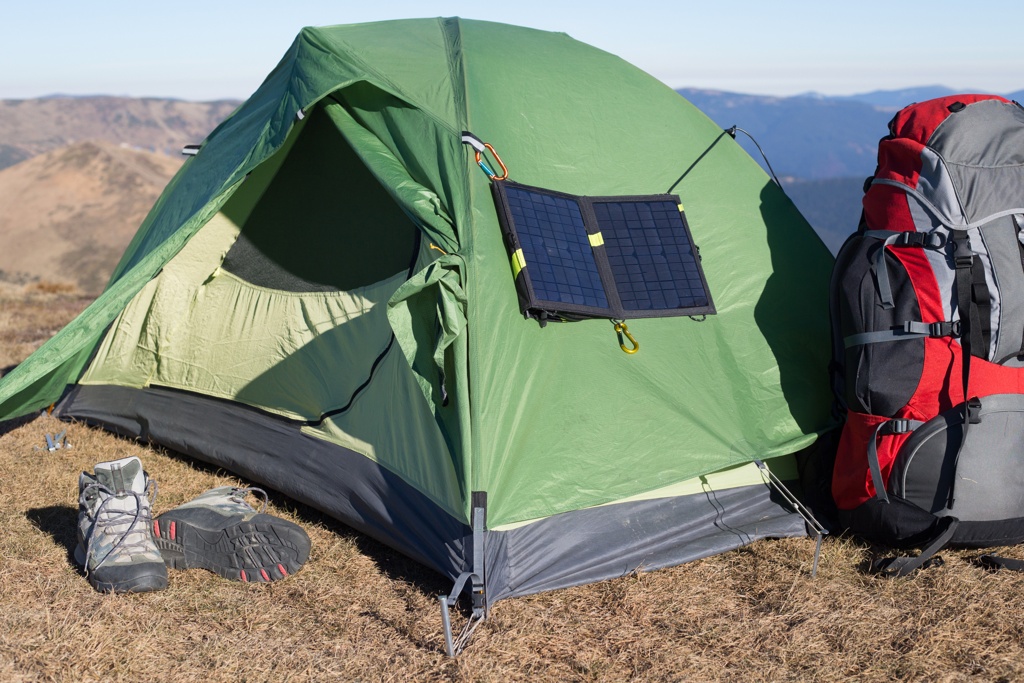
[834,86,1024,109]
[0,96,239,171]
[0,96,237,292]
[0,141,181,292]
[781,177,865,254]
[830,86,959,109]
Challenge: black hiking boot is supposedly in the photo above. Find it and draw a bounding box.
[154,487,310,582]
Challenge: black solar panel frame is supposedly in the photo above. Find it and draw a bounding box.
[491,180,715,322]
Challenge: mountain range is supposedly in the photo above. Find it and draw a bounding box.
[0,96,238,171]
[0,87,1019,290]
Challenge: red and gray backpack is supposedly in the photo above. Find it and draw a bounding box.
[830,94,1024,575]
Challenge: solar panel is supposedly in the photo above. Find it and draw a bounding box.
[491,181,714,323]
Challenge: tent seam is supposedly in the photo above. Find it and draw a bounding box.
[439,17,478,516]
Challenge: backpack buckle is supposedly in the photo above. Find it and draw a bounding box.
[931,320,961,338]
[902,320,960,338]
[893,231,947,249]
[888,419,915,435]
[967,397,983,424]
[952,236,974,268]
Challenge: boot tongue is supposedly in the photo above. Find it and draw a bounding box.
[93,456,145,494]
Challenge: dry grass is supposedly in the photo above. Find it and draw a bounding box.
[0,282,93,374]
[3,285,1024,681]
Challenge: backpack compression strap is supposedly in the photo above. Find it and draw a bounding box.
[871,516,960,578]
[844,321,959,348]
[949,231,975,510]
[866,418,924,503]
[978,554,1024,572]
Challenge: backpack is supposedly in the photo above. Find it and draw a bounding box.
[829,94,1024,575]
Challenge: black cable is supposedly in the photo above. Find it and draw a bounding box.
[725,125,782,187]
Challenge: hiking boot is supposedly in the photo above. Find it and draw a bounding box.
[154,487,310,582]
[75,455,168,593]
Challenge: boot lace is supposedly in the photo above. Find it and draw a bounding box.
[228,486,268,513]
[80,479,158,574]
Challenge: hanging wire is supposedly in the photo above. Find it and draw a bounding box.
[725,126,782,187]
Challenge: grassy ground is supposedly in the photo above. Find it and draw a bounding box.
[2,282,1024,681]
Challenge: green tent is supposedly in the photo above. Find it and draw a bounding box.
[0,18,834,609]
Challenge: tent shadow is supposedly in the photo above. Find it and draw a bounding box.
[754,182,838,435]
[0,412,39,437]
[260,487,453,598]
[701,475,753,545]
[26,504,82,571]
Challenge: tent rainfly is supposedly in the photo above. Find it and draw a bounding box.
[0,18,835,648]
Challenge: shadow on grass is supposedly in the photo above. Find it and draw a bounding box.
[150,444,452,600]
[0,411,39,438]
[283,491,452,599]
[26,504,82,572]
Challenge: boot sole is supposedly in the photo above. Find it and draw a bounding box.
[153,511,310,582]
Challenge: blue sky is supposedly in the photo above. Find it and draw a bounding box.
[2,1,1022,100]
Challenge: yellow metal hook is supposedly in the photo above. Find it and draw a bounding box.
[613,321,639,354]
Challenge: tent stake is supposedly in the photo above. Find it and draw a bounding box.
[754,459,828,577]
[440,502,488,656]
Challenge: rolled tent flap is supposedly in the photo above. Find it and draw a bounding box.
[388,253,468,407]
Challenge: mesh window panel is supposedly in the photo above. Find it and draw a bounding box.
[505,185,608,309]
[593,200,710,312]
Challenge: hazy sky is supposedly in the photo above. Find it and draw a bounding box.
[3,1,1022,101]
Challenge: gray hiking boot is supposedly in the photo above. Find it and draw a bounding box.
[75,455,168,593]
[154,487,310,583]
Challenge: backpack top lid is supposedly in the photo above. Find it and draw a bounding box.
[867,94,1024,230]
[887,94,1011,145]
